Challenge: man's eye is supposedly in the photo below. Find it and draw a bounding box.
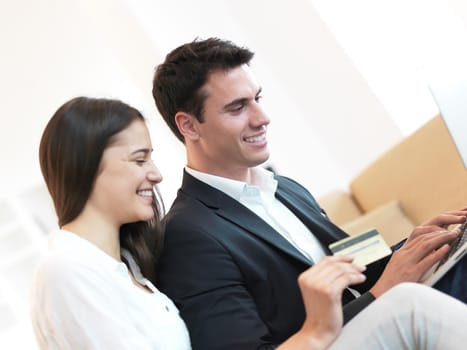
[135,159,146,165]
[230,104,245,113]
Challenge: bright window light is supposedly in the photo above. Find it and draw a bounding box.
[313,0,467,134]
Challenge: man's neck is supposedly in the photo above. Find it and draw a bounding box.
[186,162,253,184]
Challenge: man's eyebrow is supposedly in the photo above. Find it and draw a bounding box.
[222,87,263,112]
[255,87,262,97]
[130,148,152,155]
[222,98,249,111]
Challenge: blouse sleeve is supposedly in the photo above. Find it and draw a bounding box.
[30,254,153,349]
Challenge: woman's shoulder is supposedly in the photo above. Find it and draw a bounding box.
[32,250,99,294]
[33,230,112,287]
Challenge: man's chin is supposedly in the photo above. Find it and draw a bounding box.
[249,153,270,167]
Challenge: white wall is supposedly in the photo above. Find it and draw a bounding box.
[1,0,405,203]
[1,0,466,347]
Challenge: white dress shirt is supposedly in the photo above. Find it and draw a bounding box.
[186,166,327,263]
[30,229,191,350]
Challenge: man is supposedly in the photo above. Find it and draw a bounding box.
[152,37,466,349]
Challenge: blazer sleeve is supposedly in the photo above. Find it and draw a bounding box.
[157,220,279,350]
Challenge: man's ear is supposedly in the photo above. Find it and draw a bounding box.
[175,112,200,141]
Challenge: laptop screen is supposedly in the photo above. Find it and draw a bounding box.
[428,78,467,168]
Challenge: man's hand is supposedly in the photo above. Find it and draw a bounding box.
[406,208,467,244]
[297,256,366,348]
[370,208,466,297]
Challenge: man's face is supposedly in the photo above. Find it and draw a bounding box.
[192,64,270,180]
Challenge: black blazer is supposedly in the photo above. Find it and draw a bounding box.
[156,171,386,350]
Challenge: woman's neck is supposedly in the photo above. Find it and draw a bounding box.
[62,212,121,261]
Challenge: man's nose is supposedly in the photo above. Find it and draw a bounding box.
[250,102,270,128]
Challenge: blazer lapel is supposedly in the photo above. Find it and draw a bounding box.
[180,171,312,266]
[275,179,348,251]
[216,199,313,265]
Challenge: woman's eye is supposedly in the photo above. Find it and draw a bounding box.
[135,159,146,165]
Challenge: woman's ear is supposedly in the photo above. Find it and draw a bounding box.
[175,112,200,141]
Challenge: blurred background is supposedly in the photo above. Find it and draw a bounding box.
[1,0,467,347]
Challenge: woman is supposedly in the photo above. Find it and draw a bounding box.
[31,96,467,349]
[31,97,190,349]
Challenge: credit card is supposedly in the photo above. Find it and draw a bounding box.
[329,229,392,266]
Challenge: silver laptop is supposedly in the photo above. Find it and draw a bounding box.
[423,72,467,285]
[428,73,467,168]
[421,220,467,286]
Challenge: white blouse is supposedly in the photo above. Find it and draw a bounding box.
[30,229,191,350]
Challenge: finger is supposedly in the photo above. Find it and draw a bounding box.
[322,264,367,292]
[416,244,451,277]
[337,269,367,287]
[312,256,366,278]
[324,255,355,264]
[446,209,467,215]
[312,256,359,274]
[423,213,467,227]
[407,226,448,242]
[302,258,366,291]
[299,268,366,302]
[408,230,460,261]
[408,223,463,243]
[327,255,367,272]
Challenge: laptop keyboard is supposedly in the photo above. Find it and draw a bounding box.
[438,221,467,268]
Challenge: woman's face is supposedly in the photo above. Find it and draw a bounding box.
[87,119,162,226]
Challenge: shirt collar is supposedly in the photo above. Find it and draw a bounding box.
[185,166,278,201]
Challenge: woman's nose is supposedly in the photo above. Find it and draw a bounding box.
[147,161,163,184]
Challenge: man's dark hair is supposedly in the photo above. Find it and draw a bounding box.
[152,37,254,143]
